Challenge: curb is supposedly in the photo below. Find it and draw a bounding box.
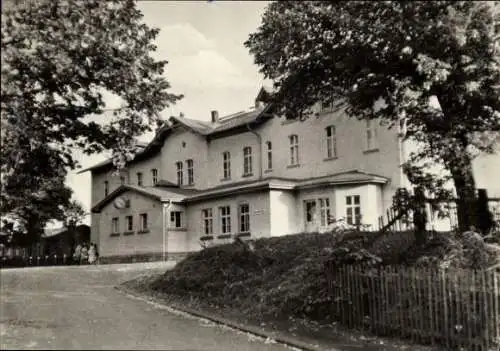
[115,286,332,351]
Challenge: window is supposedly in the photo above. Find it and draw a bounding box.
[125,215,133,232]
[239,203,250,233]
[319,198,331,227]
[137,172,143,186]
[222,151,231,179]
[186,159,194,185]
[266,141,272,170]
[202,209,213,235]
[325,126,337,159]
[219,206,231,234]
[139,213,148,232]
[289,134,299,165]
[120,176,125,185]
[305,200,317,223]
[366,120,378,150]
[175,161,183,185]
[243,147,253,175]
[104,181,109,196]
[111,217,119,234]
[151,169,158,185]
[170,211,183,228]
[346,195,362,225]
[321,98,334,111]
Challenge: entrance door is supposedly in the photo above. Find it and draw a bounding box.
[304,200,318,232]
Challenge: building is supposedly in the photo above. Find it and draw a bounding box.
[79,88,500,262]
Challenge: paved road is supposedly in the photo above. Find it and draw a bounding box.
[1,263,293,350]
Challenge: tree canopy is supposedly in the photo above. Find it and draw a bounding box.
[1,0,181,242]
[246,1,500,231]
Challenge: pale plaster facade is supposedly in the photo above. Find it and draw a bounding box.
[80,88,499,261]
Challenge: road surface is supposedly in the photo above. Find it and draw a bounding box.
[1,263,294,350]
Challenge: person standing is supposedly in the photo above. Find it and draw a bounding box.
[80,243,89,265]
[88,243,97,265]
[72,244,82,265]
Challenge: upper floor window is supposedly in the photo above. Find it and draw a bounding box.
[222,151,231,180]
[151,168,158,185]
[265,141,272,170]
[120,176,126,185]
[346,195,361,225]
[219,206,231,234]
[289,134,299,166]
[137,172,143,186]
[243,147,253,176]
[239,203,250,233]
[175,161,183,185]
[186,159,194,185]
[104,181,109,196]
[366,120,378,151]
[170,211,183,228]
[325,126,337,159]
[202,208,213,235]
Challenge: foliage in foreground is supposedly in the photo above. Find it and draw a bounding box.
[245,1,500,232]
[143,231,499,324]
[1,0,181,241]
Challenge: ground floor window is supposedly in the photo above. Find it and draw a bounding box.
[170,211,183,228]
[139,213,148,231]
[346,195,361,225]
[219,206,231,234]
[239,203,250,233]
[318,198,331,227]
[304,200,317,224]
[125,215,133,232]
[112,217,119,234]
[202,208,213,235]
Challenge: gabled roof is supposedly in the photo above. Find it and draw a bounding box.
[91,184,197,213]
[76,142,151,174]
[168,105,271,137]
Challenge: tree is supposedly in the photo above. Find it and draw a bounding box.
[1,0,181,243]
[245,1,500,233]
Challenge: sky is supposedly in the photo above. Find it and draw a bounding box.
[66,1,271,226]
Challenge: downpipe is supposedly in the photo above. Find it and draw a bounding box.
[162,200,172,262]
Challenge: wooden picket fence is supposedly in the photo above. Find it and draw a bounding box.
[325,264,500,350]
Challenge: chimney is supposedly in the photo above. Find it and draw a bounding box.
[211,110,219,123]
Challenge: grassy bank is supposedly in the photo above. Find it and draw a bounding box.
[121,230,499,348]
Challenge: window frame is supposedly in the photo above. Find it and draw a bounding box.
[139,213,148,232]
[120,176,126,185]
[243,146,253,176]
[365,120,378,151]
[289,134,299,166]
[238,203,250,233]
[201,208,213,235]
[137,172,143,186]
[325,125,337,159]
[104,181,109,196]
[219,206,231,234]
[186,159,194,185]
[175,161,183,185]
[125,215,133,232]
[318,198,331,227]
[346,195,362,225]
[151,168,158,185]
[111,217,119,234]
[170,211,183,229]
[222,151,231,180]
[265,141,273,170]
